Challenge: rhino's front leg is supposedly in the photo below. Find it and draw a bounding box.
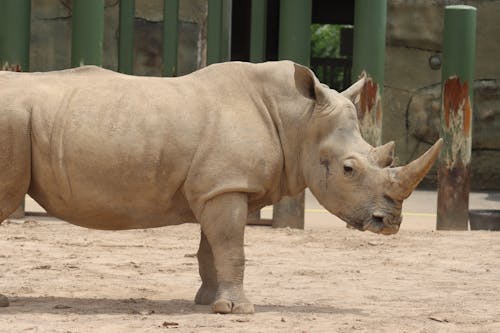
[198,192,254,314]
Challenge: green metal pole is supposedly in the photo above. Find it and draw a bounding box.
[273,0,311,229]
[207,0,232,65]
[118,0,135,74]
[207,0,222,65]
[250,0,267,63]
[247,0,268,223]
[71,0,104,67]
[278,0,311,66]
[220,0,232,62]
[163,0,179,77]
[0,0,31,72]
[0,0,30,217]
[437,5,476,231]
[352,0,386,147]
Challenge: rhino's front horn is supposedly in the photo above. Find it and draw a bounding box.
[390,139,443,200]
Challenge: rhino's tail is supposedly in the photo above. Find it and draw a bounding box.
[0,107,31,221]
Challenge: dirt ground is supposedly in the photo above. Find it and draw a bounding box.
[1,204,499,333]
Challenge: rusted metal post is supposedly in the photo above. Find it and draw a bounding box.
[163,0,179,76]
[437,5,476,231]
[273,0,311,229]
[71,0,104,67]
[118,0,135,74]
[0,0,31,71]
[250,0,267,63]
[352,0,386,147]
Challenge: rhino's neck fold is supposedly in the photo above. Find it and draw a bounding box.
[255,62,313,197]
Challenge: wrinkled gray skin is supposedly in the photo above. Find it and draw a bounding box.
[0,61,442,314]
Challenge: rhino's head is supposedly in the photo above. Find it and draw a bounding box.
[294,64,442,235]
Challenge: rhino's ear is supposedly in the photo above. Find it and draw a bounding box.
[293,63,329,105]
[341,71,367,104]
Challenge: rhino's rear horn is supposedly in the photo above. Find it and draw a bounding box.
[390,139,443,200]
[371,141,395,167]
[341,72,367,104]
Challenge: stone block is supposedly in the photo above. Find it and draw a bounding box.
[382,86,412,162]
[178,21,200,76]
[180,0,207,24]
[136,0,164,22]
[134,18,201,76]
[385,46,441,92]
[470,150,500,190]
[31,0,71,20]
[29,16,71,71]
[475,1,500,79]
[407,79,500,150]
[103,1,119,71]
[387,0,444,51]
[134,18,163,76]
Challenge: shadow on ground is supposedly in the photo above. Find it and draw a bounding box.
[0,296,366,316]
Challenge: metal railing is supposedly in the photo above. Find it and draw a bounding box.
[310,57,352,92]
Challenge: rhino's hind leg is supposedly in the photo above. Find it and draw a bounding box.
[0,109,31,308]
[0,109,31,222]
[194,231,217,305]
[199,193,254,314]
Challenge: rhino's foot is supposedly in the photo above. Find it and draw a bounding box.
[212,298,254,314]
[194,283,216,305]
[211,286,254,314]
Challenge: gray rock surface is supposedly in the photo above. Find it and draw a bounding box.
[385,0,500,189]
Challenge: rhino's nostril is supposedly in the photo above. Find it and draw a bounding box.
[372,214,385,224]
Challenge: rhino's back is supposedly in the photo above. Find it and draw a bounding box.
[13,65,282,229]
[25,68,206,229]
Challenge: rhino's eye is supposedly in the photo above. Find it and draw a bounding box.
[343,160,355,177]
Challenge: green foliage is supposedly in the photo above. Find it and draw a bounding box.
[310,24,354,90]
[310,24,341,58]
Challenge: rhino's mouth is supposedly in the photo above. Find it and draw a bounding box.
[342,213,402,235]
[361,215,402,235]
[362,219,385,233]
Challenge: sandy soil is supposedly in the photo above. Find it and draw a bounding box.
[0,214,499,333]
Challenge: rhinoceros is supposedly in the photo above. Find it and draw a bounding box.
[0,61,442,313]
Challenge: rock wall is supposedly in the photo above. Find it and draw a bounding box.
[384,0,500,189]
[29,0,207,76]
